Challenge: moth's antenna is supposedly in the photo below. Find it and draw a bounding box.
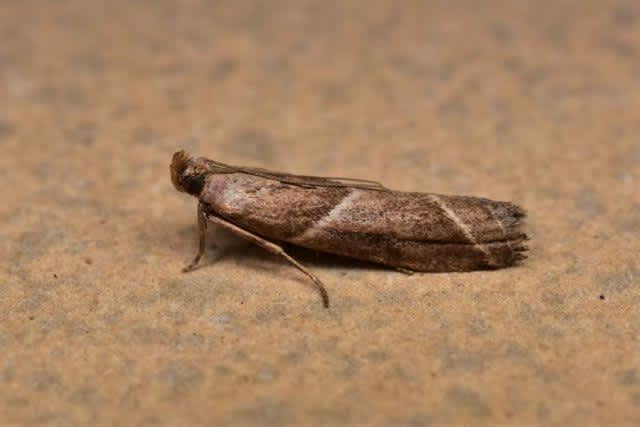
[200,158,390,191]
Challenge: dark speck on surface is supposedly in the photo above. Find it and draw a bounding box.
[210,58,237,81]
[447,386,492,418]
[28,371,63,392]
[612,7,637,28]
[227,400,295,427]
[67,122,98,146]
[574,189,605,218]
[131,126,156,145]
[438,96,470,118]
[157,361,204,395]
[604,39,636,58]
[618,369,639,385]
[0,121,15,139]
[489,22,512,43]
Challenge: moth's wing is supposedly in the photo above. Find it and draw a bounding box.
[203,163,528,272]
[200,158,389,191]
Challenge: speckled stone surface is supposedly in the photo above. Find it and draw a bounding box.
[1,1,639,425]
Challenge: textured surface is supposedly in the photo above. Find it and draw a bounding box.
[2,0,639,425]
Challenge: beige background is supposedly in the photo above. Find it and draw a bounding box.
[2,0,639,425]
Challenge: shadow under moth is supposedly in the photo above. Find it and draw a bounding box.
[171,150,528,308]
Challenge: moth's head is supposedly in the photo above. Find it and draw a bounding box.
[170,150,208,196]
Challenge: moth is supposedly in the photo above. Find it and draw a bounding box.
[171,150,528,308]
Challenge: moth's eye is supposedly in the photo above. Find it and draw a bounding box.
[181,170,205,195]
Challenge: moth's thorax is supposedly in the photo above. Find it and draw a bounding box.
[200,173,265,212]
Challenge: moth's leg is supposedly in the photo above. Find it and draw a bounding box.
[396,267,415,275]
[206,214,330,308]
[182,202,208,272]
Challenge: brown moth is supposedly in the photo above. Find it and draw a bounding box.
[171,150,528,308]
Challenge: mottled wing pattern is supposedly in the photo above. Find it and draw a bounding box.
[201,173,528,272]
